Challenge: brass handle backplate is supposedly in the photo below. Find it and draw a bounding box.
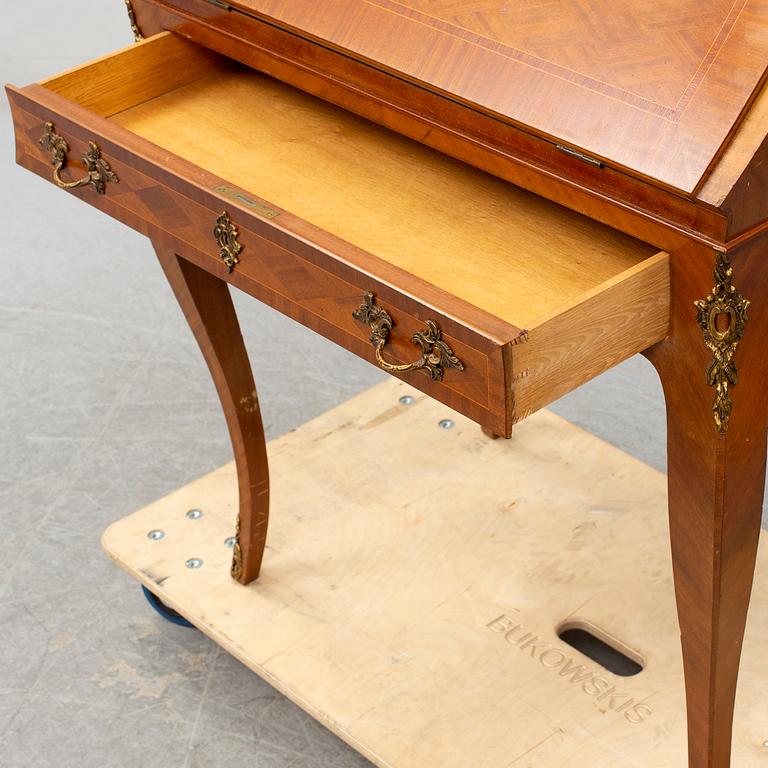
[353,292,465,381]
[39,122,119,195]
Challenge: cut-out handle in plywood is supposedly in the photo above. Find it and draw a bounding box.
[558,621,644,677]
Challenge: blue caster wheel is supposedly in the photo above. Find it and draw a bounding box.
[141,586,195,629]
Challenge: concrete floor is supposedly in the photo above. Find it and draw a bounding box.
[1,4,765,767]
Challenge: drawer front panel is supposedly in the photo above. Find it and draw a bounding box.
[10,95,510,435]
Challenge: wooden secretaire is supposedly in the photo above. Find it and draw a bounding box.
[7,2,768,766]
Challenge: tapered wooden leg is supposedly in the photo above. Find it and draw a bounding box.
[644,238,768,767]
[154,244,269,585]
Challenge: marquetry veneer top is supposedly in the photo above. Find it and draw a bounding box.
[225,0,768,195]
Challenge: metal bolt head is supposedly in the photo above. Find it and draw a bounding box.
[147,529,165,540]
[399,395,414,405]
[763,740,768,748]
[224,537,237,548]
[185,558,204,569]
[186,509,204,520]
[438,419,455,430]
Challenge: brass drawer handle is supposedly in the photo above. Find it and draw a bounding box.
[353,292,465,381]
[39,122,119,195]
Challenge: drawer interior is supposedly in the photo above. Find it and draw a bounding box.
[40,34,661,332]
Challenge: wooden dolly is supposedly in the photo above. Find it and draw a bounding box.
[102,380,768,768]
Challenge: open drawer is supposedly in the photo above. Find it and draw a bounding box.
[7,33,669,438]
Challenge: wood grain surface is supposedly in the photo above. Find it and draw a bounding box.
[514,254,670,424]
[130,4,768,241]
[129,0,733,246]
[154,245,270,585]
[642,232,768,768]
[699,78,768,239]
[109,62,658,329]
[40,33,227,114]
[207,0,768,194]
[102,379,768,768]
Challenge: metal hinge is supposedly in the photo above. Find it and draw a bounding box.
[555,144,605,169]
[204,0,232,8]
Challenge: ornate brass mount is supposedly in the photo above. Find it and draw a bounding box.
[39,122,119,195]
[230,515,243,582]
[213,211,242,273]
[124,0,144,42]
[353,292,465,381]
[694,251,750,434]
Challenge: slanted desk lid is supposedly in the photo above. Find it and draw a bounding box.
[218,0,768,197]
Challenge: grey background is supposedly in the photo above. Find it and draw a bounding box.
[0,3,764,767]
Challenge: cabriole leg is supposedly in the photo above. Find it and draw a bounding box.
[644,238,768,767]
[154,243,269,585]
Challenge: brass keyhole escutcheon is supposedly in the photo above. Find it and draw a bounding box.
[213,211,242,273]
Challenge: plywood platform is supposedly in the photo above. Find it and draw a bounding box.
[102,380,768,767]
